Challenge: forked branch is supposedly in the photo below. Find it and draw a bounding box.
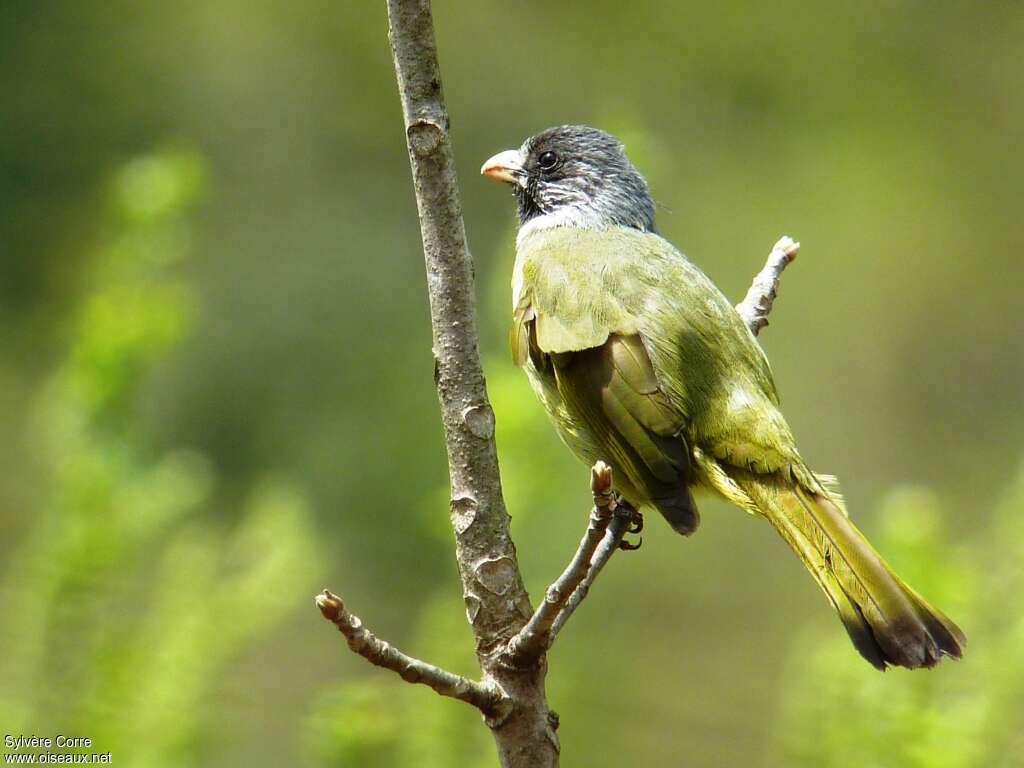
[504,462,622,665]
[547,500,641,642]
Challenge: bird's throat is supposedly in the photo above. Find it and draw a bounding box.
[515,183,544,226]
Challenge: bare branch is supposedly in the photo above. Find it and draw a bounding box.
[504,462,619,665]
[549,500,641,642]
[386,0,529,653]
[316,590,510,717]
[385,2,558,765]
[736,236,800,336]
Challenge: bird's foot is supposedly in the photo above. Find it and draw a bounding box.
[628,510,644,534]
[614,498,643,551]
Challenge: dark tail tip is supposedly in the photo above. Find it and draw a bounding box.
[843,596,966,671]
[891,595,966,669]
[652,491,699,536]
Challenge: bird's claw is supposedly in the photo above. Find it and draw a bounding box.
[618,536,643,551]
[612,498,643,551]
[628,511,644,534]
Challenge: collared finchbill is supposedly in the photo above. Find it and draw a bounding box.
[481,150,523,184]
[491,124,967,671]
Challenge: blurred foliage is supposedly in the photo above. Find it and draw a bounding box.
[0,151,321,765]
[1,2,1022,766]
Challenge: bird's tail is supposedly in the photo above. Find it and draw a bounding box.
[728,466,965,669]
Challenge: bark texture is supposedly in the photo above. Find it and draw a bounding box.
[386,2,557,765]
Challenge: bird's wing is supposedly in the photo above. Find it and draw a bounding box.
[512,230,698,533]
[512,226,803,482]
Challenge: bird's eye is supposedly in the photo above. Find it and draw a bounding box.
[537,151,559,171]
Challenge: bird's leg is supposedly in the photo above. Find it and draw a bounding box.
[614,496,643,551]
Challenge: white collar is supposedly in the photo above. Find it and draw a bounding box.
[515,208,606,248]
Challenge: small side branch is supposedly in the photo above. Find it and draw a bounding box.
[549,499,639,642]
[736,236,800,336]
[505,463,641,665]
[315,590,510,718]
[504,462,619,665]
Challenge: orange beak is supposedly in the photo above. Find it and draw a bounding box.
[481,150,523,185]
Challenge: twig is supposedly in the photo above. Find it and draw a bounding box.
[316,590,510,718]
[504,462,619,665]
[549,501,640,642]
[736,236,800,336]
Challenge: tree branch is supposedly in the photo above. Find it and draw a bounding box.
[548,499,640,642]
[384,1,557,765]
[736,235,800,336]
[321,1,802,758]
[386,0,529,655]
[504,462,619,665]
[316,590,510,717]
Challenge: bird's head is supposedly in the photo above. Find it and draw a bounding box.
[481,125,655,234]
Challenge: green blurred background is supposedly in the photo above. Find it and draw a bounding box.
[2,2,1022,766]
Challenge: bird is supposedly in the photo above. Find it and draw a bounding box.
[480,124,965,670]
